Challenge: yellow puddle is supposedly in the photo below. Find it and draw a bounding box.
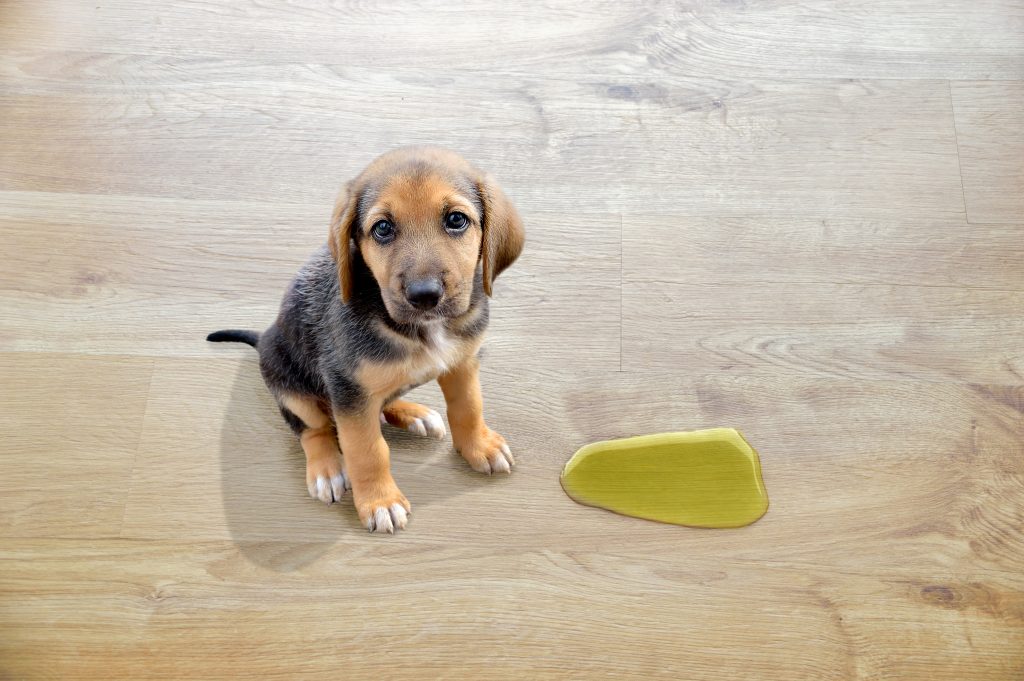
[560,428,769,528]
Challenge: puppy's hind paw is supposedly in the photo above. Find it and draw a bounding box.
[408,409,446,440]
[382,401,446,441]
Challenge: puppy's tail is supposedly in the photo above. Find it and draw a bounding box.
[206,329,260,348]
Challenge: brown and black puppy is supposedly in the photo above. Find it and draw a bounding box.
[208,146,524,533]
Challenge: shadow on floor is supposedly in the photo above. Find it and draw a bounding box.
[219,357,473,570]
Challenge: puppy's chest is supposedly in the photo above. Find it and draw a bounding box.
[357,327,472,399]
[408,326,464,383]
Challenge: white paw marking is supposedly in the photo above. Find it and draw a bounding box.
[468,445,514,475]
[490,454,511,474]
[407,409,446,440]
[308,472,350,505]
[468,457,492,474]
[366,503,409,534]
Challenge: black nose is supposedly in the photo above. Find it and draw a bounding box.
[405,278,443,310]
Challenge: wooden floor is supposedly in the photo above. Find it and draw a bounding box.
[2,2,1023,678]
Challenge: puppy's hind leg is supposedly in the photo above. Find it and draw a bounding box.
[279,393,350,505]
[382,399,446,440]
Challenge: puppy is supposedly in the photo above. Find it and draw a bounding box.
[208,146,524,533]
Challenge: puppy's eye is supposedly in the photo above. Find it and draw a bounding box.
[445,212,469,233]
[371,220,395,243]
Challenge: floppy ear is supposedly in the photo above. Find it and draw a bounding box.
[327,182,360,303]
[476,174,525,296]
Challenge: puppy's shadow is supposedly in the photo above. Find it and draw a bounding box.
[220,358,471,571]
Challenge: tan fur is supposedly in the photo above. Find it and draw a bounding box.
[356,335,482,399]
[327,182,359,302]
[282,394,345,499]
[447,302,487,336]
[320,147,522,530]
[334,407,409,527]
[383,400,439,429]
[280,393,331,430]
[438,356,512,474]
[328,146,523,306]
[477,174,525,296]
[300,426,346,494]
[360,172,481,318]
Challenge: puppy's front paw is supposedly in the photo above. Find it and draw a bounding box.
[353,481,411,534]
[382,401,446,440]
[306,454,350,505]
[456,428,514,475]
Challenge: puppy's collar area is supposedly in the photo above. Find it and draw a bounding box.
[381,314,464,344]
[416,320,449,348]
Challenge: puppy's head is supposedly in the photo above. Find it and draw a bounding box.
[329,146,524,325]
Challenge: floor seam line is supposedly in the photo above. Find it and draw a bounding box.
[947,80,972,223]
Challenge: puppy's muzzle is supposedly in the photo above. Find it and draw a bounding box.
[405,278,443,311]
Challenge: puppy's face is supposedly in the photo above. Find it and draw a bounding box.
[358,170,482,325]
[330,147,524,325]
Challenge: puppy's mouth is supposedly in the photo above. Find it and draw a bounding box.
[383,294,467,326]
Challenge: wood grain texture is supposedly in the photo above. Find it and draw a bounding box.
[2,1,1021,79]
[951,81,1024,223]
[118,357,1024,578]
[623,216,1024,291]
[0,354,153,537]
[1,0,1023,679]
[622,217,1024,382]
[2,540,1022,680]
[0,61,965,215]
[0,193,619,367]
[622,258,1024,383]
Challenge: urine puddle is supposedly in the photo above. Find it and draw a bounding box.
[560,428,768,528]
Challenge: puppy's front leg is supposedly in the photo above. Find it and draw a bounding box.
[334,405,410,533]
[438,356,514,475]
